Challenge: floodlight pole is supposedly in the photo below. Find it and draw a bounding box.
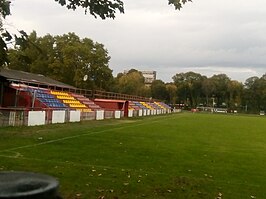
[212,97,215,113]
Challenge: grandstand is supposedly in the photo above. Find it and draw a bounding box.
[0,68,173,127]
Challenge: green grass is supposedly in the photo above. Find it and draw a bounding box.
[0,113,266,199]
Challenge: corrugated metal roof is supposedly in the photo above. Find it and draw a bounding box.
[0,68,76,89]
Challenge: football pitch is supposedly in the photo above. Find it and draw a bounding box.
[0,113,266,199]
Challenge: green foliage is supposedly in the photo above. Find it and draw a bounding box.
[201,78,215,106]
[55,0,124,19]
[0,1,29,67]
[0,35,8,66]
[209,74,231,106]
[115,70,146,96]
[172,71,266,113]
[166,83,177,104]
[172,72,245,110]
[151,80,168,100]
[0,31,29,67]
[244,75,266,113]
[55,0,191,18]
[8,32,113,90]
[173,71,205,107]
[168,0,192,10]
[227,80,243,108]
[0,0,10,18]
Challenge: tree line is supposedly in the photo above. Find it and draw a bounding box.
[5,31,266,113]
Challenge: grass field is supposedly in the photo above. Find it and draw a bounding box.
[0,113,266,199]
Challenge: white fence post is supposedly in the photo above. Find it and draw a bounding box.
[69,110,81,122]
[52,110,66,124]
[9,111,16,126]
[128,110,133,117]
[96,110,104,120]
[138,109,143,117]
[143,109,147,116]
[28,111,46,126]
[115,110,121,119]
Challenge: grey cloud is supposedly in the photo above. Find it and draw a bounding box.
[7,0,266,82]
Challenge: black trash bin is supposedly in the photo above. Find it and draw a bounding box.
[0,171,60,199]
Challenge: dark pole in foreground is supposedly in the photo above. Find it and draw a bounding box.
[0,171,61,199]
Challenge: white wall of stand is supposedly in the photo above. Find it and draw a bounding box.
[28,111,46,126]
[114,111,121,119]
[96,110,104,120]
[52,110,65,124]
[26,108,173,126]
[143,109,147,116]
[128,110,133,117]
[70,111,81,122]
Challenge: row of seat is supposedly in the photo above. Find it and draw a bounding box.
[25,88,66,108]
[147,102,161,109]
[63,100,82,104]
[132,101,147,109]
[45,102,67,108]
[50,91,91,109]
[73,95,102,110]
[36,93,54,99]
[56,96,75,100]
[26,87,171,111]
[50,91,69,96]
[69,104,87,108]
[155,102,171,109]
[129,101,171,111]
[39,98,61,103]
[140,102,154,110]
[26,88,83,109]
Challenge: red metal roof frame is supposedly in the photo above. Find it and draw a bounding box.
[93,98,127,103]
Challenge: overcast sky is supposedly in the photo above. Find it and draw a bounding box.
[6,0,266,82]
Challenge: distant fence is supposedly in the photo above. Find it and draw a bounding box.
[0,108,176,127]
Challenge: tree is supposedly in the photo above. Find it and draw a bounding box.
[166,83,177,104]
[259,74,266,111]
[201,77,215,106]
[227,80,243,109]
[8,31,56,75]
[172,72,189,106]
[151,80,167,101]
[56,0,192,19]
[243,74,266,113]
[115,70,146,96]
[173,71,204,107]
[209,74,231,107]
[0,0,11,66]
[243,76,260,113]
[55,0,124,19]
[84,42,113,90]
[8,32,113,90]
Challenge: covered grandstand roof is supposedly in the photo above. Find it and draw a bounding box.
[0,68,76,89]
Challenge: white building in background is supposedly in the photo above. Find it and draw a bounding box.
[124,70,157,85]
[141,71,157,84]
